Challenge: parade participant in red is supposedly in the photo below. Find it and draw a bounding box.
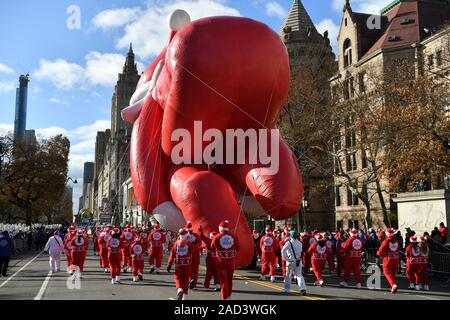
[211,220,240,300]
[302,231,315,274]
[376,228,400,293]
[98,226,112,273]
[279,227,291,280]
[148,224,166,274]
[165,229,175,253]
[418,236,430,291]
[406,236,422,290]
[141,227,149,254]
[335,231,347,277]
[185,221,202,289]
[108,228,124,284]
[92,226,101,256]
[259,226,279,282]
[64,227,76,273]
[340,229,362,288]
[167,228,193,300]
[121,227,134,273]
[198,226,220,290]
[308,233,327,286]
[70,230,88,276]
[130,236,145,282]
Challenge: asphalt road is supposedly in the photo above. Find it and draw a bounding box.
[1,242,449,300]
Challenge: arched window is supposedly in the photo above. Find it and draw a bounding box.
[343,39,352,67]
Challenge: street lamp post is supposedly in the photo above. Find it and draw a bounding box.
[66,177,78,184]
[301,197,309,232]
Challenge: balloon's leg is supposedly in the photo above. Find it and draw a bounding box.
[170,167,253,268]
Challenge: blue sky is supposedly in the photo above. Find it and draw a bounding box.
[0,0,394,212]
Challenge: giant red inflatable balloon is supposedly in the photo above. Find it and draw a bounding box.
[122,10,303,268]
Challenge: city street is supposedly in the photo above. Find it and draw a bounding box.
[1,242,449,300]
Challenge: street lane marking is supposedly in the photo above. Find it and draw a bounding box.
[0,252,42,289]
[34,270,52,300]
[233,273,325,300]
[416,294,441,301]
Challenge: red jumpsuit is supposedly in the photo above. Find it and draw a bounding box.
[121,230,134,269]
[308,242,327,282]
[168,240,193,295]
[406,244,422,286]
[342,236,362,284]
[212,231,240,300]
[64,233,75,270]
[335,238,346,276]
[325,239,335,272]
[377,237,399,288]
[93,230,101,254]
[419,245,430,286]
[70,236,88,272]
[302,235,315,274]
[200,233,220,288]
[141,231,149,253]
[107,237,124,279]
[148,230,166,270]
[130,241,145,277]
[260,234,279,277]
[187,232,202,287]
[98,232,111,269]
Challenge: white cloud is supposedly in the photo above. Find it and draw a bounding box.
[71,139,97,153]
[35,126,68,139]
[0,63,14,74]
[332,0,393,14]
[33,52,145,90]
[69,120,110,141]
[92,7,142,30]
[0,123,14,136]
[49,97,69,105]
[265,2,287,20]
[34,58,85,90]
[316,18,340,54]
[0,81,15,93]
[95,0,240,60]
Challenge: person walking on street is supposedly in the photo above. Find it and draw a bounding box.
[281,230,307,295]
[376,228,400,293]
[0,231,15,277]
[44,230,65,273]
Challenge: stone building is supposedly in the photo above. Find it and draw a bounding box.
[278,0,337,231]
[330,0,450,230]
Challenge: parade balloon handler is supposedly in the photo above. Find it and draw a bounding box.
[376,228,400,293]
[198,225,221,291]
[184,221,202,289]
[148,224,166,274]
[98,226,112,274]
[108,228,124,284]
[308,233,327,287]
[340,229,363,288]
[120,9,303,270]
[167,228,194,300]
[44,230,65,273]
[0,230,15,277]
[281,229,307,295]
[259,226,279,282]
[69,229,88,278]
[130,236,145,282]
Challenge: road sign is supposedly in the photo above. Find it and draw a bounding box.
[99,214,111,224]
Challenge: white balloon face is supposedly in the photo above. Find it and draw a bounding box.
[110,238,120,248]
[168,9,191,31]
[153,232,161,241]
[177,244,188,256]
[220,235,234,249]
[133,245,143,255]
[263,236,273,247]
[352,239,362,250]
[389,242,398,252]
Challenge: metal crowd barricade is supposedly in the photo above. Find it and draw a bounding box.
[429,252,450,283]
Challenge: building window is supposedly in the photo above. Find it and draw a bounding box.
[347,187,353,206]
[349,220,359,229]
[436,50,442,67]
[337,220,343,230]
[345,18,348,27]
[336,186,342,206]
[343,78,354,100]
[362,148,368,169]
[362,184,369,200]
[359,72,366,93]
[344,39,352,67]
[428,54,434,70]
[346,152,357,171]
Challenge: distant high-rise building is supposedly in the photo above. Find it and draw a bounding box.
[14,74,30,141]
[82,162,94,211]
[24,130,36,145]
